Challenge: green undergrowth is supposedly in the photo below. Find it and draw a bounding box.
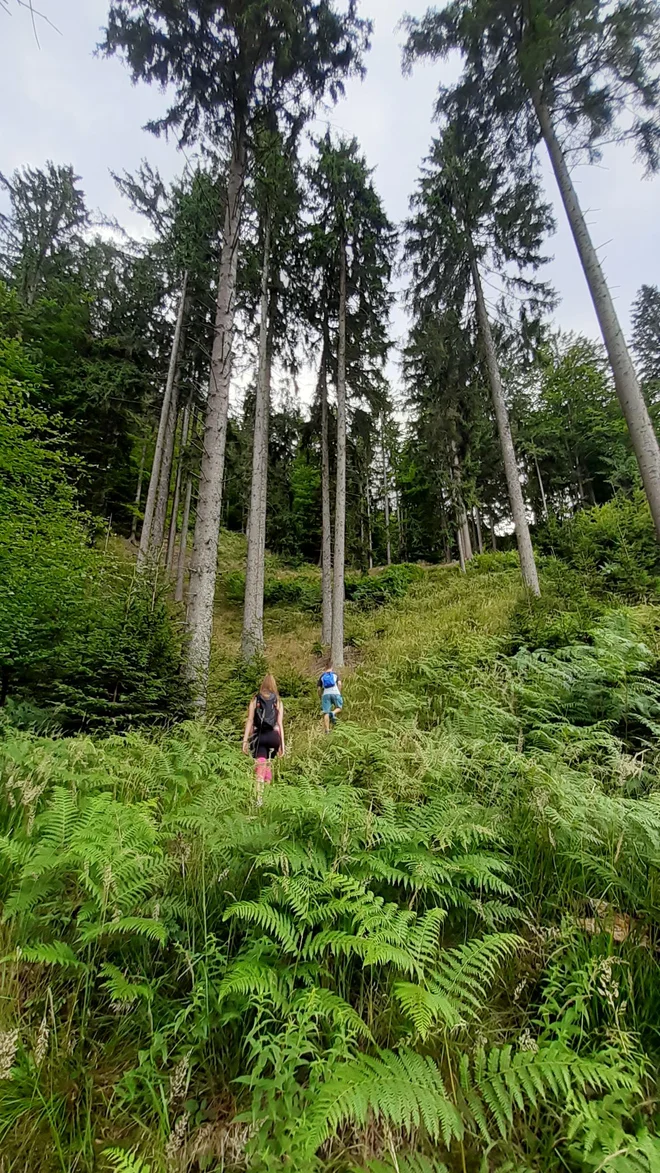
[220,562,423,613]
[1,563,660,1171]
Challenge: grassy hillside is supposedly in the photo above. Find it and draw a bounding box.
[2,556,660,1171]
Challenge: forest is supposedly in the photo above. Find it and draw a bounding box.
[3,0,660,1169]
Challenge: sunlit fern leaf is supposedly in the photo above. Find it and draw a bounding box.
[104,1148,153,1173]
[468,1043,640,1141]
[308,1049,464,1150]
[20,941,85,969]
[100,963,154,1005]
[216,953,288,1009]
[393,980,465,1036]
[290,987,374,1041]
[427,934,524,1022]
[224,900,300,953]
[359,1157,449,1173]
[78,916,167,945]
[0,834,32,867]
[36,786,78,850]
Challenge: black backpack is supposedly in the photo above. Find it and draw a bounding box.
[254,693,278,732]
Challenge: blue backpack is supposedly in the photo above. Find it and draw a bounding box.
[321,671,337,690]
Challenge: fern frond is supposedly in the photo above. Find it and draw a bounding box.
[20,941,85,969]
[308,1049,464,1150]
[104,1148,153,1173]
[100,963,154,1005]
[224,901,299,953]
[78,916,167,945]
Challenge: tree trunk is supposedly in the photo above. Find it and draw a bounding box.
[396,491,405,561]
[152,364,182,558]
[186,132,247,704]
[534,96,660,541]
[131,433,148,544]
[319,339,333,646]
[533,452,548,518]
[490,514,498,552]
[242,217,272,662]
[381,417,392,566]
[451,442,473,561]
[366,487,374,571]
[137,270,188,569]
[457,527,466,573]
[471,258,540,596]
[166,399,192,575]
[331,238,347,670]
[175,473,194,605]
[474,506,484,555]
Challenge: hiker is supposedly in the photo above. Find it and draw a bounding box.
[242,674,285,796]
[318,665,343,732]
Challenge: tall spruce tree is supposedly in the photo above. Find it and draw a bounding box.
[115,163,224,567]
[632,284,660,399]
[405,114,555,594]
[307,135,394,665]
[405,0,660,541]
[241,128,304,661]
[0,163,89,306]
[104,0,369,705]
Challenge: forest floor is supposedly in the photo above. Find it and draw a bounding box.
[3,549,660,1171]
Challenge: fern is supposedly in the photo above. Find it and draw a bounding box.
[104,1148,153,1173]
[20,941,85,969]
[308,1049,464,1149]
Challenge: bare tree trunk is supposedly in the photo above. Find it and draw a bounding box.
[457,527,466,573]
[137,271,188,569]
[474,506,484,555]
[166,400,191,575]
[331,238,347,670]
[472,258,540,596]
[186,133,247,704]
[451,442,473,561]
[490,514,498,552]
[319,338,333,646]
[533,452,548,518]
[242,217,273,662]
[396,491,404,561]
[175,473,194,605]
[366,487,374,571]
[152,365,182,558]
[131,432,148,544]
[534,96,660,541]
[381,417,392,566]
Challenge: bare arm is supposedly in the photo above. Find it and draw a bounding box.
[243,698,256,754]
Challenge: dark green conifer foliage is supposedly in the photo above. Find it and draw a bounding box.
[404,0,660,541]
[405,113,554,590]
[632,283,660,399]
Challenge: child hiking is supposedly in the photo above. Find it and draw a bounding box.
[243,674,285,801]
[318,666,343,732]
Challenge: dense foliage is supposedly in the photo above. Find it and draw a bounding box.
[0,337,190,731]
[2,566,660,1170]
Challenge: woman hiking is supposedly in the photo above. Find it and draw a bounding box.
[243,674,285,800]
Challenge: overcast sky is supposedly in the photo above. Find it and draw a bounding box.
[2,0,659,399]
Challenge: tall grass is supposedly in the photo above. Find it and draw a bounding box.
[1,564,660,1170]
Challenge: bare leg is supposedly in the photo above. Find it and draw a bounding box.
[323,712,331,732]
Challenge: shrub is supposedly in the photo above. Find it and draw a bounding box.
[346,564,423,610]
[537,492,660,598]
[0,376,190,731]
[467,550,520,575]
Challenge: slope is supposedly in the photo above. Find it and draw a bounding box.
[1,556,660,1172]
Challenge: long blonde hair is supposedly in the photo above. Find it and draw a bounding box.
[259,674,279,699]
